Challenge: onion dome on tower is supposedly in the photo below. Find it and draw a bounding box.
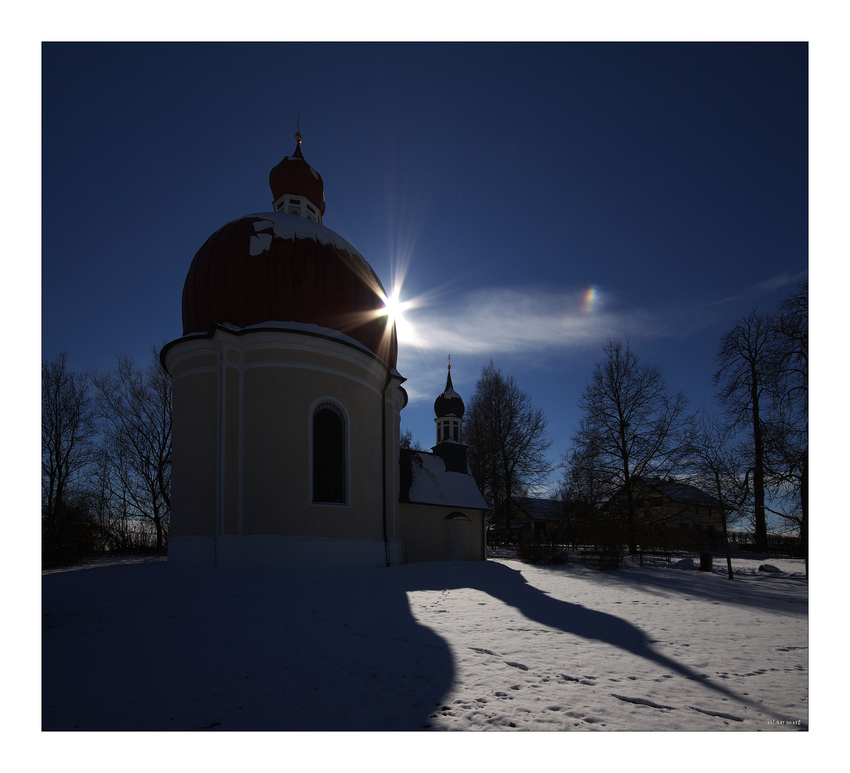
[434,360,465,427]
[179,131,397,369]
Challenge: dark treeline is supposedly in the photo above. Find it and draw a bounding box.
[42,348,171,568]
[463,283,807,572]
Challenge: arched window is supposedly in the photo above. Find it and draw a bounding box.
[312,402,346,504]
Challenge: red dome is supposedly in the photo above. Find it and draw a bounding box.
[268,136,326,215]
[181,212,397,368]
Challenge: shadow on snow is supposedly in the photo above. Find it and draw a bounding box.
[42,558,804,730]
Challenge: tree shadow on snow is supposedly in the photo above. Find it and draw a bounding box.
[395,560,804,727]
[561,559,808,618]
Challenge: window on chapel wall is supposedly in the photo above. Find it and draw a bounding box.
[312,402,346,504]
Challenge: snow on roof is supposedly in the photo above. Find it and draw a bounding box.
[400,450,488,510]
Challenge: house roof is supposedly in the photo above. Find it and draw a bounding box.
[638,477,723,508]
[399,449,488,510]
[510,496,568,522]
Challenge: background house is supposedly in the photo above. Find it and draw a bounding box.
[610,477,725,551]
[489,496,570,544]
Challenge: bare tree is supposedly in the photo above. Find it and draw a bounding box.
[561,429,614,515]
[93,348,172,551]
[765,283,808,567]
[774,283,808,412]
[399,427,423,451]
[465,361,552,529]
[688,412,751,579]
[42,352,97,517]
[714,310,775,552]
[574,339,694,554]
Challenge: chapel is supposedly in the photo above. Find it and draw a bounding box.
[161,132,487,568]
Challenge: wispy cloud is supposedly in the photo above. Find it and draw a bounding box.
[708,271,807,306]
[398,285,657,357]
[751,272,806,296]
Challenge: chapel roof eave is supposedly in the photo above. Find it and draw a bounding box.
[160,321,398,377]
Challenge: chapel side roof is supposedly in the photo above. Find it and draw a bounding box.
[399,449,488,510]
[510,496,569,522]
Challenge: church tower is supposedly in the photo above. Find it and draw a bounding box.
[432,360,469,474]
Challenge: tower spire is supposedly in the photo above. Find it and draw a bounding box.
[432,358,468,472]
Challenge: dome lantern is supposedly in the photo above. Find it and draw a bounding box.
[269,130,326,222]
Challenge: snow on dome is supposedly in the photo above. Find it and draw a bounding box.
[249,233,272,255]
[248,213,373,275]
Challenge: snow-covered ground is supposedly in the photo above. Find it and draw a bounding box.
[42,552,807,735]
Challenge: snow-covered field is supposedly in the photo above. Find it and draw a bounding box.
[42,552,807,735]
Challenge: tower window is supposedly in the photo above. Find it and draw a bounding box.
[312,402,346,504]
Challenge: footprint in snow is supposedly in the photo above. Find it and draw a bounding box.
[610,694,677,711]
[469,647,497,656]
[689,706,744,722]
[504,661,529,671]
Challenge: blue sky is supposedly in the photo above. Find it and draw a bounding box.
[41,42,808,491]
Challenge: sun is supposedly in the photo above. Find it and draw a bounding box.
[382,288,412,326]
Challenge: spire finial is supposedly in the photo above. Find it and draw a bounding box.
[295,115,302,144]
[445,355,454,392]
